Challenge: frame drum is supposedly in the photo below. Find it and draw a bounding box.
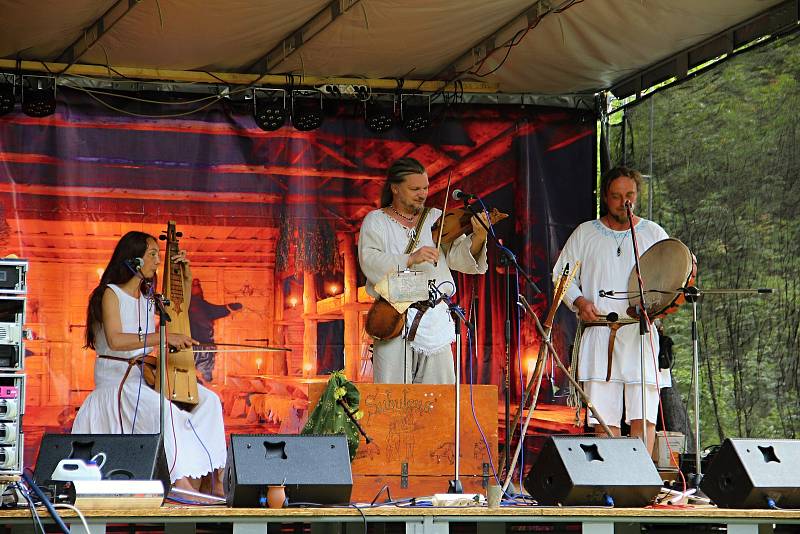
[627,238,695,319]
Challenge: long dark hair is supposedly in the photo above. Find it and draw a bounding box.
[379,157,426,207]
[85,231,157,349]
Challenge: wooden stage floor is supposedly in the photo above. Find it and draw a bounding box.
[2,504,800,534]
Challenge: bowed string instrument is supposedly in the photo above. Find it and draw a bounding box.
[431,187,509,246]
[152,221,199,409]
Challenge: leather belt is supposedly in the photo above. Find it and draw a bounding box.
[406,301,435,342]
[583,322,627,382]
[98,354,156,430]
[98,354,135,364]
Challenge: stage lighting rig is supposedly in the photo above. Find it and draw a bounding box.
[253,88,287,131]
[291,90,324,131]
[401,94,431,134]
[21,76,57,118]
[0,75,16,116]
[364,94,396,134]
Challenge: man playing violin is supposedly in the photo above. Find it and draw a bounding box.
[553,166,671,454]
[358,157,489,384]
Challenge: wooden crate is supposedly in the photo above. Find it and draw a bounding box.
[308,383,498,502]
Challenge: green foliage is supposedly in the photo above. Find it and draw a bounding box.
[302,371,362,461]
[609,33,800,447]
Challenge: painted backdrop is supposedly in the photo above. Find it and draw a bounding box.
[0,89,595,470]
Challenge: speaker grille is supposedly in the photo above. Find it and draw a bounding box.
[226,434,352,507]
[525,436,663,507]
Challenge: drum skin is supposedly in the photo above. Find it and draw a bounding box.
[627,238,697,320]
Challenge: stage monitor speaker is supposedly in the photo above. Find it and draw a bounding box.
[524,436,663,507]
[700,438,800,508]
[33,434,170,497]
[225,434,352,507]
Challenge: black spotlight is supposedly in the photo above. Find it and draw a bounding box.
[253,89,287,131]
[0,74,17,115]
[0,79,15,116]
[22,77,56,118]
[365,96,395,133]
[401,95,430,134]
[291,90,324,131]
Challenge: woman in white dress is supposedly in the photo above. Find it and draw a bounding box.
[72,231,227,496]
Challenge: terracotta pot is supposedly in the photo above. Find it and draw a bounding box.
[266,485,286,509]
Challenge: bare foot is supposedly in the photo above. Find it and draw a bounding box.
[198,474,211,495]
[173,477,196,492]
[212,468,225,498]
[199,468,226,497]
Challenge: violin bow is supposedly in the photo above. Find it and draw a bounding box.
[190,348,289,354]
[189,342,292,353]
[435,171,453,254]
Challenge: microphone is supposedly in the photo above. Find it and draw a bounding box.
[124,258,144,272]
[624,200,633,209]
[452,189,477,201]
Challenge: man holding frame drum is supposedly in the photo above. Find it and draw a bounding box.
[553,166,672,453]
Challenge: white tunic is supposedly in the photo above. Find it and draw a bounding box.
[72,284,227,482]
[553,219,672,387]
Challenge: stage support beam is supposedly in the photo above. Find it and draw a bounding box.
[0,59,498,94]
[432,0,557,82]
[611,0,800,100]
[244,0,361,74]
[56,0,144,68]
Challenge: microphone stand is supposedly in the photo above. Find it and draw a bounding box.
[462,199,542,487]
[152,294,172,442]
[625,202,651,452]
[678,285,772,487]
[429,282,472,494]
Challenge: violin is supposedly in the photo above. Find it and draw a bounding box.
[431,206,509,245]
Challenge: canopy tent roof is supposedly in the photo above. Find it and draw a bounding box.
[0,0,795,96]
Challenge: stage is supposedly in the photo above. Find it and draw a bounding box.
[1,504,799,534]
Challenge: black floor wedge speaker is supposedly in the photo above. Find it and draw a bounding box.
[524,436,663,507]
[33,433,170,496]
[701,438,800,508]
[225,434,352,507]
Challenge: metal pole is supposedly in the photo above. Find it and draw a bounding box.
[452,325,462,491]
[691,298,702,477]
[159,321,167,440]
[640,325,648,452]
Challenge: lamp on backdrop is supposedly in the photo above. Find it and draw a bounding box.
[291,90,324,131]
[401,94,431,134]
[0,75,15,116]
[253,88,287,131]
[22,76,56,118]
[364,94,396,134]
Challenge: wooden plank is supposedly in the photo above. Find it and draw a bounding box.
[2,505,800,520]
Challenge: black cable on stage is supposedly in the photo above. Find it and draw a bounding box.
[21,472,70,534]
